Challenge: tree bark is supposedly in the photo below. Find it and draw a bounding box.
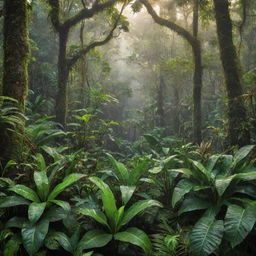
[213,0,250,146]
[141,0,203,144]
[0,0,29,164]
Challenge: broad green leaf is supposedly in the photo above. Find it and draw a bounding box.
[191,160,212,183]
[224,204,256,248]
[49,200,71,212]
[114,206,125,231]
[34,171,49,201]
[0,196,30,208]
[172,179,194,207]
[120,185,136,205]
[178,197,210,215]
[9,185,40,202]
[47,173,85,201]
[46,231,73,253]
[106,153,129,184]
[0,177,15,188]
[77,229,112,253]
[215,175,236,196]
[6,217,29,229]
[78,208,109,229]
[190,217,223,256]
[21,220,49,256]
[36,153,46,171]
[148,166,163,174]
[233,145,255,164]
[3,234,21,256]
[236,172,256,181]
[121,200,162,228]
[28,202,46,223]
[89,177,117,222]
[206,155,221,171]
[129,159,149,185]
[115,227,152,255]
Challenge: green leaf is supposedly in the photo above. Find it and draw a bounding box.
[215,175,236,196]
[172,179,194,207]
[49,200,71,212]
[36,153,46,171]
[47,173,85,201]
[9,185,40,202]
[46,231,73,253]
[3,234,22,256]
[89,177,117,222]
[129,159,149,185]
[77,229,112,253]
[114,206,125,231]
[233,145,255,164]
[34,171,49,201]
[6,217,29,229]
[121,200,162,228]
[106,153,129,184]
[224,204,256,248]
[178,197,210,215]
[78,208,110,229]
[0,196,30,208]
[120,185,136,205]
[206,155,221,171]
[115,227,152,255]
[190,217,224,256]
[28,202,46,223]
[148,166,163,174]
[22,220,49,256]
[191,160,212,183]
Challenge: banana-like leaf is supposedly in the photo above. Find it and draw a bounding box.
[21,219,49,256]
[190,217,224,256]
[178,197,210,215]
[106,153,129,184]
[172,179,194,207]
[120,185,136,205]
[78,208,110,229]
[76,229,112,253]
[28,202,47,223]
[206,155,221,172]
[115,227,152,255]
[47,173,85,201]
[190,160,212,184]
[215,175,236,196]
[89,177,117,223]
[233,145,255,165]
[34,171,49,201]
[0,196,30,208]
[224,204,256,248]
[120,200,162,228]
[9,185,40,202]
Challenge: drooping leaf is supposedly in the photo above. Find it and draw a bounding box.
[0,196,30,208]
[28,202,47,223]
[190,217,224,256]
[224,204,256,248]
[21,220,49,256]
[121,200,162,228]
[76,229,112,253]
[47,173,85,201]
[115,227,152,255]
[9,185,40,202]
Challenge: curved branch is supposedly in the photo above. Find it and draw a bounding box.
[67,2,126,70]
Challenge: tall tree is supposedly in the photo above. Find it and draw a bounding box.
[48,0,124,126]
[140,0,203,144]
[0,0,29,163]
[213,0,250,146]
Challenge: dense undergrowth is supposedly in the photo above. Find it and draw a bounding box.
[0,100,256,256]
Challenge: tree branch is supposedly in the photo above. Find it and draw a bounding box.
[48,0,61,31]
[63,0,117,29]
[140,0,197,47]
[67,2,126,70]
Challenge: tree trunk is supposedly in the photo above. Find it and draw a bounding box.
[213,0,250,146]
[0,0,29,164]
[156,76,165,128]
[56,28,69,126]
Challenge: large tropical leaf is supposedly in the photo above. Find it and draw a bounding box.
[190,216,224,256]
[206,155,221,172]
[178,197,210,215]
[106,153,129,184]
[0,196,30,208]
[28,202,46,223]
[47,173,85,201]
[78,208,110,229]
[172,179,195,207]
[89,177,117,222]
[76,229,112,253]
[233,145,255,165]
[115,227,152,255]
[34,171,49,201]
[224,204,256,248]
[215,175,237,196]
[120,199,162,228]
[129,159,149,185]
[9,185,40,202]
[21,219,49,256]
[190,160,212,184]
[120,185,136,205]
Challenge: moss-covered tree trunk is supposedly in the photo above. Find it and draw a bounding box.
[0,0,29,163]
[213,0,250,146]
